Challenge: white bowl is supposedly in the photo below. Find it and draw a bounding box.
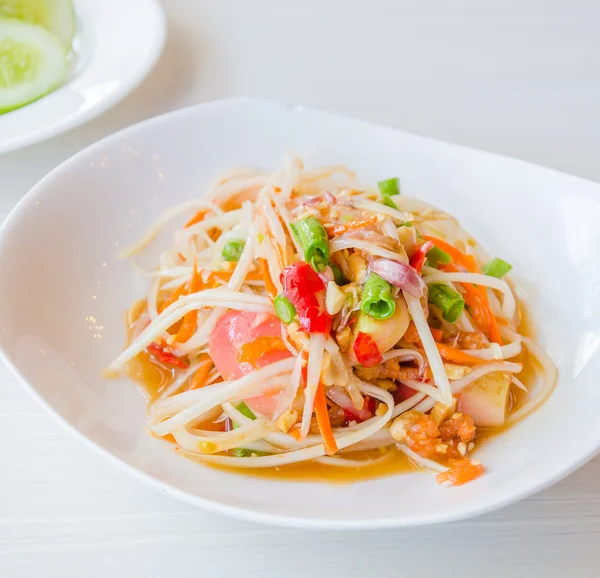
[1,98,599,529]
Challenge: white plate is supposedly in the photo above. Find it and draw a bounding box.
[1,98,599,529]
[0,0,165,154]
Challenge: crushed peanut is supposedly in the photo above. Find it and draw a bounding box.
[346,252,368,284]
[431,399,457,426]
[335,326,352,351]
[276,409,299,433]
[325,281,346,315]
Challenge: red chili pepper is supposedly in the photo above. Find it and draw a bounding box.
[409,240,434,274]
[280,262,332,333]
[365,395,376,414]
[353,332,383,368]
[147,342,189,369]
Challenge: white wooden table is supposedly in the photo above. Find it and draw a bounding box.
[2,1,600,576]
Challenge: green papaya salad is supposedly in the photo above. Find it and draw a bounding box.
[108,158,556,486]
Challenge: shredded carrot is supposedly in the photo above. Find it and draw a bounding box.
[188,357,214,390]
[325,215,378,237]
[314,382,338,455]
[289,427,302,441]
[423,236,477,272]
[258,258,277,297]
[486,308,501,343]
[426,239,502,345]
[185,209,209,228]
[159,283,188,313]
[477,285,502,344]
[496,317,509,327]
[435,343,487,365]
[244,270,263,282]
[430,328,443,342]
[175,262,204,343]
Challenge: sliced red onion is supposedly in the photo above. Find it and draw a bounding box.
[420,240,434,254]
[323,191,336,204]
[326,386,372,421]
[303,191,336,207]
[303,195,323,206]
[318,266,334,285]
[370,257,425,297]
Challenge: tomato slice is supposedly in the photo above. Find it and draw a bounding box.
[394,382,418,403]
[353,332,383,367]
[209,311,292,418]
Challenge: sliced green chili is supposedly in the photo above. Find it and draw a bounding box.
[361,273,396,319]
[428,283,465,323]
[426,246,451,268]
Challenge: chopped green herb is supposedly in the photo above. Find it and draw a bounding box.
[378,177,400,197]
[378,178,400,210]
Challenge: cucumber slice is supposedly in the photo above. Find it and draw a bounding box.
[0,18,67,113]
[0,0,75,51]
